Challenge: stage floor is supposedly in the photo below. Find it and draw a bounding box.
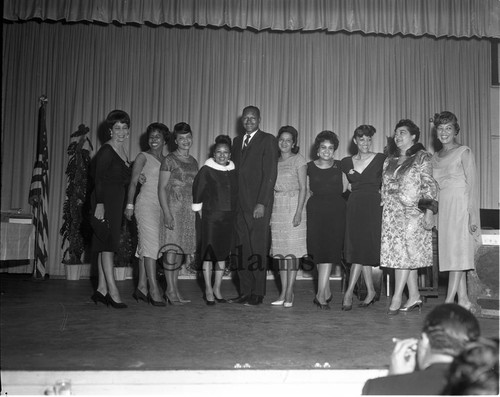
[1,273,498,373]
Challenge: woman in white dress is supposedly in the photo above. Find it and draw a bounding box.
[431,111,481,310]
[125,123,169,306]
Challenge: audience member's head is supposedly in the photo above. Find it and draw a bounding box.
[443,337,499,395]
[417,304,481,370]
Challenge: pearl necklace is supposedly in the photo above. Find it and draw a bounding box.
[176,150,190,158]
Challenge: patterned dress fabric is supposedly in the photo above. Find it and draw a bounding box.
[341,153,386,265]
[306,160,346,265]
[432,146,481,271]
[159,153,199,255]
[270,154,307,258]
[134,152,162,259]
[91,144,131,252]
[380,149,438,269]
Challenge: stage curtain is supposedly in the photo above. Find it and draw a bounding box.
[3,0,500,39]
[1,21,493,276]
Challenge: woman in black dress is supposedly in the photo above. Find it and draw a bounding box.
[192,135,238,305]
[340,125,386,310]
[307,131,347,310]
[90,110,132,309]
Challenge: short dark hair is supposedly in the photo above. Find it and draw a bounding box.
[433,111,460,134]
[277,125,300,154]
[395,119,420,143]
[146,122,170,141]
[422,303,480,357]
[313,130,339,156]
[106,110,130,130]
[242,106,260,119]
[353,125,376,139]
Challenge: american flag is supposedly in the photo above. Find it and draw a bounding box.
[28,95,49,278]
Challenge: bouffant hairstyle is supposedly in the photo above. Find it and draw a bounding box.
[433,111,460,135]
[422,304,480,357]
[106,110,130,130]
[353,125,376,139]
[313,130,339,156]
[173,122,192,139]
[146,122,170,141]
[277,125,300,154]
[395,119,420,143]
[242,105,260,119]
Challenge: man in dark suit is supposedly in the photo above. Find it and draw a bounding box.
[228,106,278,306]
[362,303,481,395]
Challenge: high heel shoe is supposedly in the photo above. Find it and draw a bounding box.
[105,293,127,309]
[341,295,352,311]
[164,293,183,305]
[313,297,330,310]
[204,294,216,306]
[400,299,423,312]
[148,293,166,307]
[132,289,148,303]
[91,291,107,305]
[214,296,227,303]
[284,294,294,308]
[387,307,400,315]
[326,295,333,303]
[271,299,285,306]
[359,298,376,308]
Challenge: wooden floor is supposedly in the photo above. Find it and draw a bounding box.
[0,273,498,395]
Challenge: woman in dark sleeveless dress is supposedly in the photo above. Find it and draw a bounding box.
[340,125,386,311]
[90,110,132,309]
[307,130,347,310]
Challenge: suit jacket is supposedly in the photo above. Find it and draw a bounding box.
[231,130,278,213]
[362,363,450,395]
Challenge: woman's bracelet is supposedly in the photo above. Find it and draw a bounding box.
[126,204,134,210]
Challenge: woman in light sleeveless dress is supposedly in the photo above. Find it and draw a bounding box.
[431,111,481,311]
[125,123,170,306]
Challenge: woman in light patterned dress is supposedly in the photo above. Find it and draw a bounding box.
[125,123,169,307]
[380,119,438,315]
[270,126,307,308]
[158,122,199,304]
[431,111,481,311]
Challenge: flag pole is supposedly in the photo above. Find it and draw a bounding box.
[29,94,49,280]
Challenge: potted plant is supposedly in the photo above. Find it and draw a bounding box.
[60,124,93,280]
[113,218,139,280]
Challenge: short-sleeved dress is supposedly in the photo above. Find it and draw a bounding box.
[380,147,438,269]
[270,154,307,258]
[159,153,199,255]
[341,153,386,265]
[90,144,131,252]
[431,146,481,271]
[306,160,346,265]
[134,152,162,259]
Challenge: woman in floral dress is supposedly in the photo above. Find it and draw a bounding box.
[380,119,438,315]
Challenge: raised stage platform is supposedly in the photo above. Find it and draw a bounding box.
[1,274,498,395]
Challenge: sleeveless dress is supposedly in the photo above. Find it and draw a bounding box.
[341,153,386,265]
[159,153,199,255]
[306,160,346,265]
[380,149,438,269]
[91,144,131,252]
[134,152,162,259]
[270,154,307,258]
[431,146,481,271]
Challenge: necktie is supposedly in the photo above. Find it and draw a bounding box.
[243,134,251,150]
